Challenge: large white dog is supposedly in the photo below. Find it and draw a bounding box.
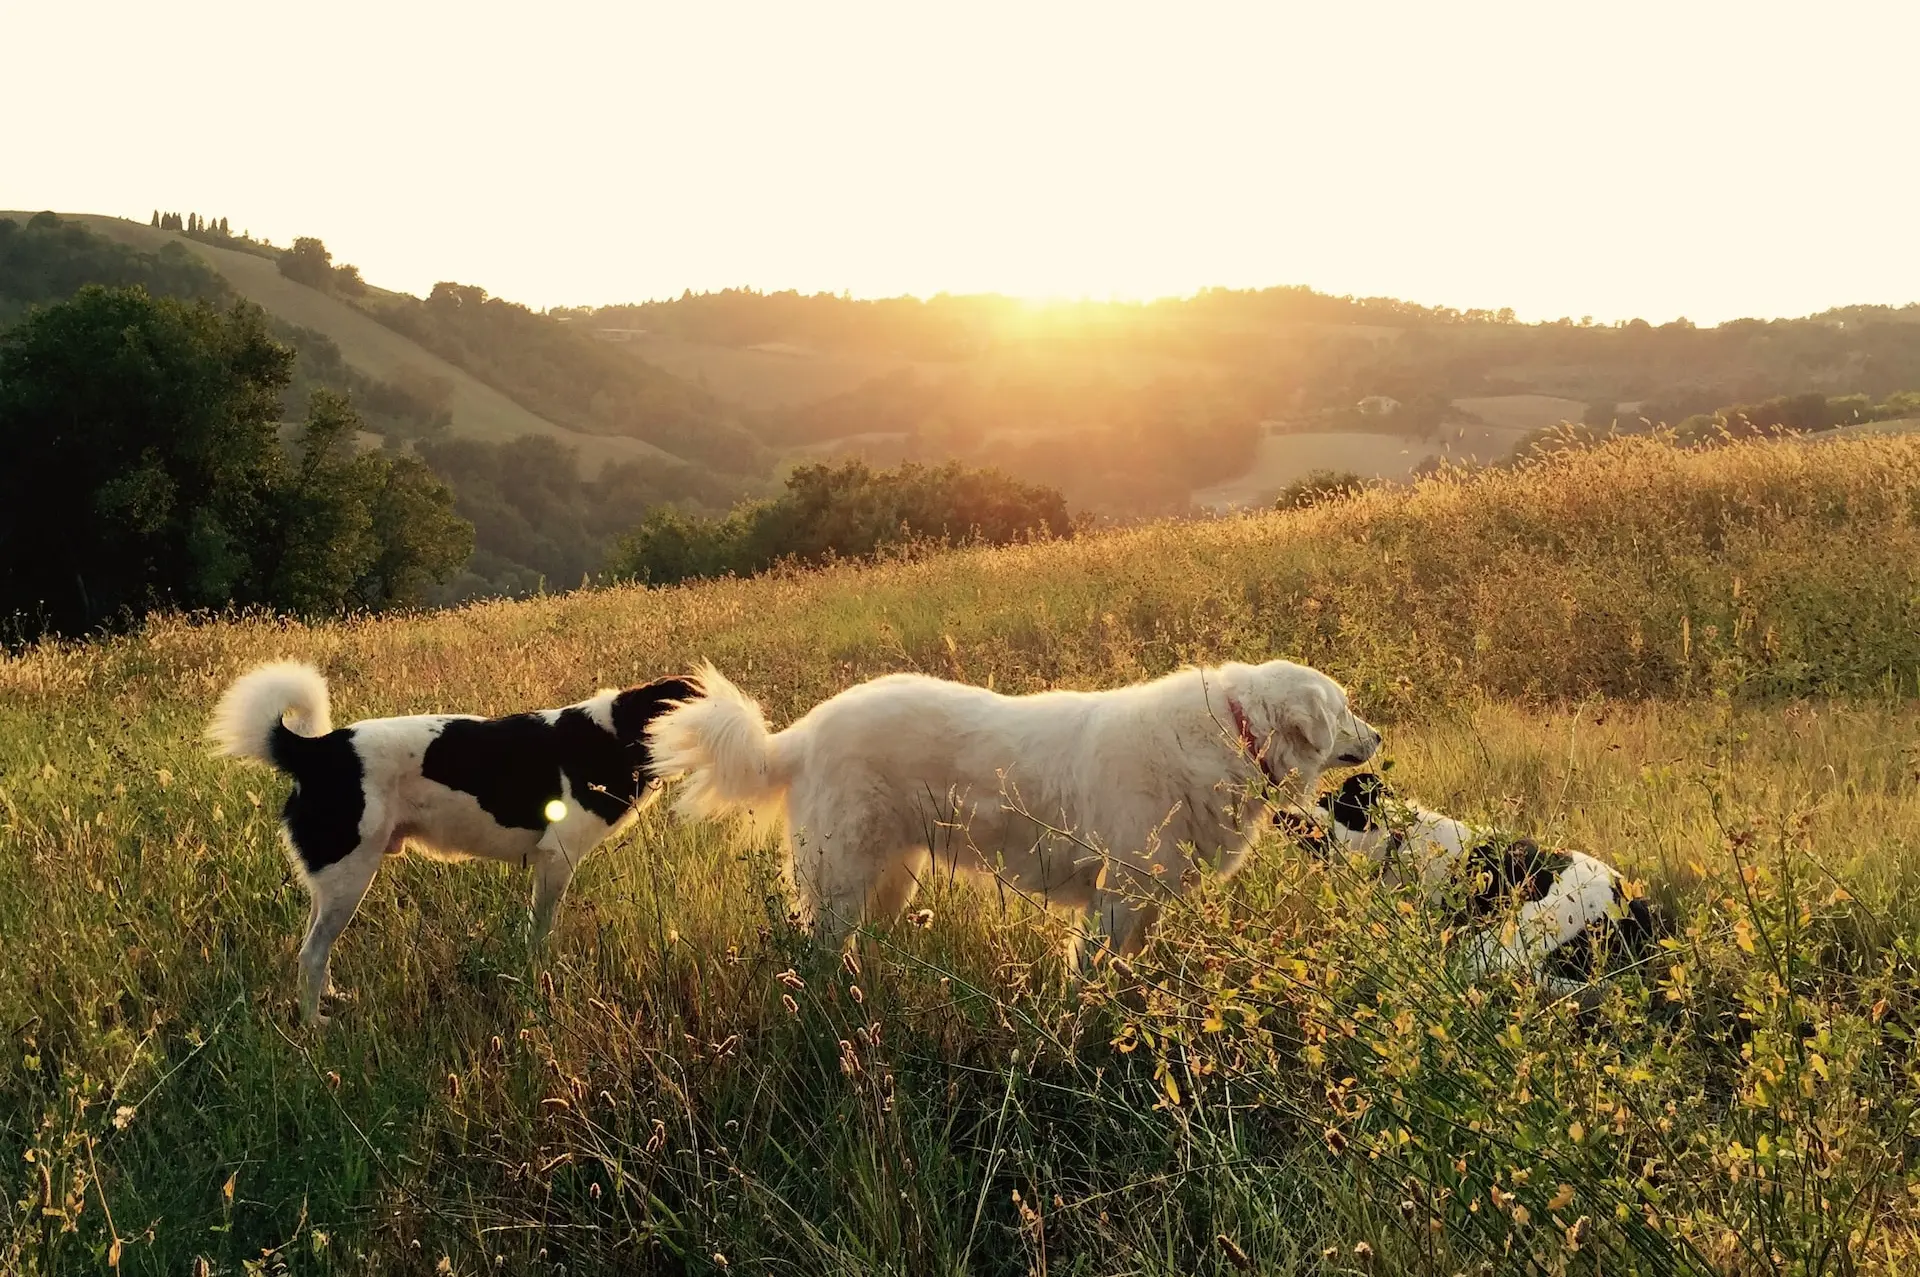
[648,660,1380,959]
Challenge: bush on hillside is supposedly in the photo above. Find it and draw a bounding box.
[0,287,472,638]
[276,236,335,289]
[1673,388,1920,444]
[607,459,1072,585]
[1275,468,1367,509]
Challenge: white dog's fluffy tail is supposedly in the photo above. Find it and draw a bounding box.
[647,662,790,825]
[207,660,334,764]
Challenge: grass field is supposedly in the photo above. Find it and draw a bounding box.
[5,435,1920,1274]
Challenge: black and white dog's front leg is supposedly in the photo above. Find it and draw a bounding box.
[529,846,579,949]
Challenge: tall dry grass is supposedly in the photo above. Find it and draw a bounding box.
[3,434,1919,1274]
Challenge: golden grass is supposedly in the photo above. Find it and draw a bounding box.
[3,434,1919,1274]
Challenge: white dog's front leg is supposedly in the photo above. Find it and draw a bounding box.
[529,849,578,949]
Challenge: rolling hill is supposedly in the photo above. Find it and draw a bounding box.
[46,213,684,474]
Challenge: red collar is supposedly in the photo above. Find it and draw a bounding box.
[1227,697,1283,789]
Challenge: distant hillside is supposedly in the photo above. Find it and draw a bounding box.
[17,208,1920,526]
[52,213,678,474]
[563,287,1920,510]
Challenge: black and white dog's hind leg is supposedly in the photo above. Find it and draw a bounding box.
[297,839,391,1024]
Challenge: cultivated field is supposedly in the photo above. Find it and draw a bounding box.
[1452,394,1591,432]
[4,436,1920,1274]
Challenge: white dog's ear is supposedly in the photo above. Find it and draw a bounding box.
[1276,691,1338,766]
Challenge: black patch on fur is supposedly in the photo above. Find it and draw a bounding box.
[1454,836,1574,923]
[612,677,697,745]
[421,677,694,832]
[1543,886,1663,984]
[1324,771,1391,832]
[270,721,366,874]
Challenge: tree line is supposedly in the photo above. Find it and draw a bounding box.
[153,211,226,235]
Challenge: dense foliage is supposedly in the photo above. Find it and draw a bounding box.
[608,459,1072,585]
[0,287,471,638]
[1670,388,1920,442]
[0,215,447,438]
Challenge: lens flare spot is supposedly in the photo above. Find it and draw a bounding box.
[544,799,568,823]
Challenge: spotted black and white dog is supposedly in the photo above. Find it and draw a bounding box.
[1284,772,1661,1001]
[208,661,696,1022]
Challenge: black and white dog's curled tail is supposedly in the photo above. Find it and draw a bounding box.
[207,660,335,768]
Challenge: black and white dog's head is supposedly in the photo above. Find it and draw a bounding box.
[1278,770,1421,864]
[609,677,701,760]
[1324,770,1393,834]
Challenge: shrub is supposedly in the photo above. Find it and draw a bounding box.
[608,459,1073,585]
[1275,468,1367,510]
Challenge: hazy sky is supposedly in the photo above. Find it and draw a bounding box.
[7,1,1917,322]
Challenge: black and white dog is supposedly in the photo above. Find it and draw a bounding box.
[1284,773,1661,1001]
[208,661,696,1022]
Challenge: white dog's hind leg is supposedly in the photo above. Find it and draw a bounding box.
[297,842,384,1025]
[1081,889,1160,969]
[786,789,906,947]
[867,854,926,921]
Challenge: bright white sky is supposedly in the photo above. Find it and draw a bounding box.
[6,1,1917,323]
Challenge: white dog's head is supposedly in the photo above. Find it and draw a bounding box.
[1218,660,1380,793]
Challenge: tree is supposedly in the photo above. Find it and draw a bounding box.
[263,390,472,610]
[218,216,229,236]
[278,237,335,290]
[150,210,160,228]
[0,287,472,638]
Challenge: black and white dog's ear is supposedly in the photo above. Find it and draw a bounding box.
[1327,771,1391,831]
[612,677,702,743]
